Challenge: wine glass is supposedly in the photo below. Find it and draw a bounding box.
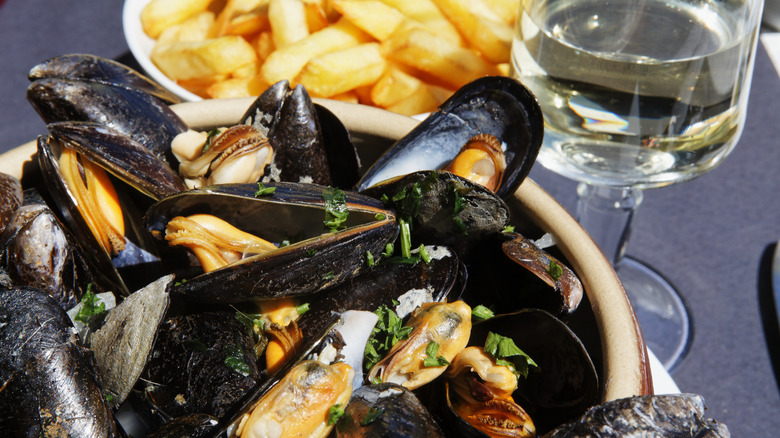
[510,0,764,371]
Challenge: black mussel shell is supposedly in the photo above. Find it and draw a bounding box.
[47,121,186,200]
[469,309,599,434]
[28,53,182,105]
[360,170,510,253]
[0,172,23,234]
[544,394,730,437]
[137,311,261,424]
[240,80,360,189]
[144,183,398,303]
[297,244,463,337]
[145,414,218,438]
[27,77,186,166]
[337,382,445,438]
[0,286,123,437]
[357,76,543,199]
[0,204,97,309]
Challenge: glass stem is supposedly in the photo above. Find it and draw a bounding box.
[575,183,643,267]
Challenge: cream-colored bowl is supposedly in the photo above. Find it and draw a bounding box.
[0,98,652,404]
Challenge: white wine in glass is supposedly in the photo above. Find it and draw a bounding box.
[512,0,763,370]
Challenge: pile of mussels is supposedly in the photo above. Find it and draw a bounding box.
[0,54,728,437]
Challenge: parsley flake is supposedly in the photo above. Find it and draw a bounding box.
[484,332,538,379]
[361,407,384,426]
[547,260,563,282]
[224,344,250,376]
[255,182,276,197]
[422,341,450,367]
[74,284,105,324]
[328,404,346,426]
[364,305,412,371]
[471,304,495,322]
[323,187,349,232]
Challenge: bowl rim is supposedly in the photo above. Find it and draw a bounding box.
[0,97,652,401]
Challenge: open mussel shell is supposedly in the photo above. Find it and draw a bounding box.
[144,183,398,303]
[240,80,361,189]
[462,309,599,435]
[357,76,543,198]
[46,121,186,200]
[27,76,186,166]
[0,172,23,234]
[28,53,182,105]
[37,134,163,296]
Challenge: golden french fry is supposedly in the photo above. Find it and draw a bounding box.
[303,0,330,32]
[384,83,440,115]
[177,74,229,97]
[483,0,521,25]
[207,75,270,98]
[328,90,360,103]
[152,36,259,80]
[155,11,215,46]
[251,31,276,62]
[212,0,270,37]
[141,0,212,39]
[332,0,405,41]
[268,0,310,49]
[430,0,513,63]
[381,23,500,89]
[296,43,387,97]
[260,18,372,86]
[370,67,425,107]
[377,0,464,46]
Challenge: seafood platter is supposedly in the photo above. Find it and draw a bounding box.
[0,54,729,437]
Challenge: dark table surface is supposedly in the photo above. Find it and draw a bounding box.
[2,0,780,436]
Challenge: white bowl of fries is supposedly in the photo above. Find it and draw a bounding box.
[123,0,520,115]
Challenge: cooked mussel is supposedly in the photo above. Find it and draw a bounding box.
[28,53,181,105]
[144,182,398,302]
[357,76,543,199]
[0,172,23,234]
[0,286,123,437]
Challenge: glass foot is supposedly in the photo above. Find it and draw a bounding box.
[617,257,692,372]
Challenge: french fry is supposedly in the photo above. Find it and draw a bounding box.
[251,31,276,63]
[328,90,360,103]
[384,84,440,115]
[332,0,405,41]
[296,43,387,97]
[370,66,425,107]
[260,18,372,86]
[211,0,270,37]
[207,75,270,98]
[303,0,330,32]
[177,74,229,98]
[155,11,215,46]
[377,0,464,46]
[483,0,521,25]
[381,23,500,89]
[431,0,513,63]
[268,0,310,49]
[141,0,212,39]
[152,35,259,80]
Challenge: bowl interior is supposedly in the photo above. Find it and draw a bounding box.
[0,98,652,404]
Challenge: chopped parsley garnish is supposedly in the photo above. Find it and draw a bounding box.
[399,219,412,259]
[364,305,413,371]
[328,404,347,426]
[484,332,538,379]
[296,303,310,316]
[501,225,516,234]
[254,182,276,197]
[307,249,318,257]
[224,344,251,376]
[375,213,386,220]
[418,244,431,263]
[202,128,221,153]
[382,243,394,257]
[471,304,495,322]
[547,260,563,282]
[366,250,375,266]
[235,310,266,333]
[361,407,384,426]
[448,182,471,234]
[323,271,335,280]
[74,284,105,324]
[323,187,349,232]
[422,341,450,367]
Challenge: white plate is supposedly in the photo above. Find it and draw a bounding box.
[122,0,203,102]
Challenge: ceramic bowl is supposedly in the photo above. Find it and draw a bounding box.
[0,97,652,404]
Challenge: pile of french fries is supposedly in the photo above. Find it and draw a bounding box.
[142,0,519,115]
